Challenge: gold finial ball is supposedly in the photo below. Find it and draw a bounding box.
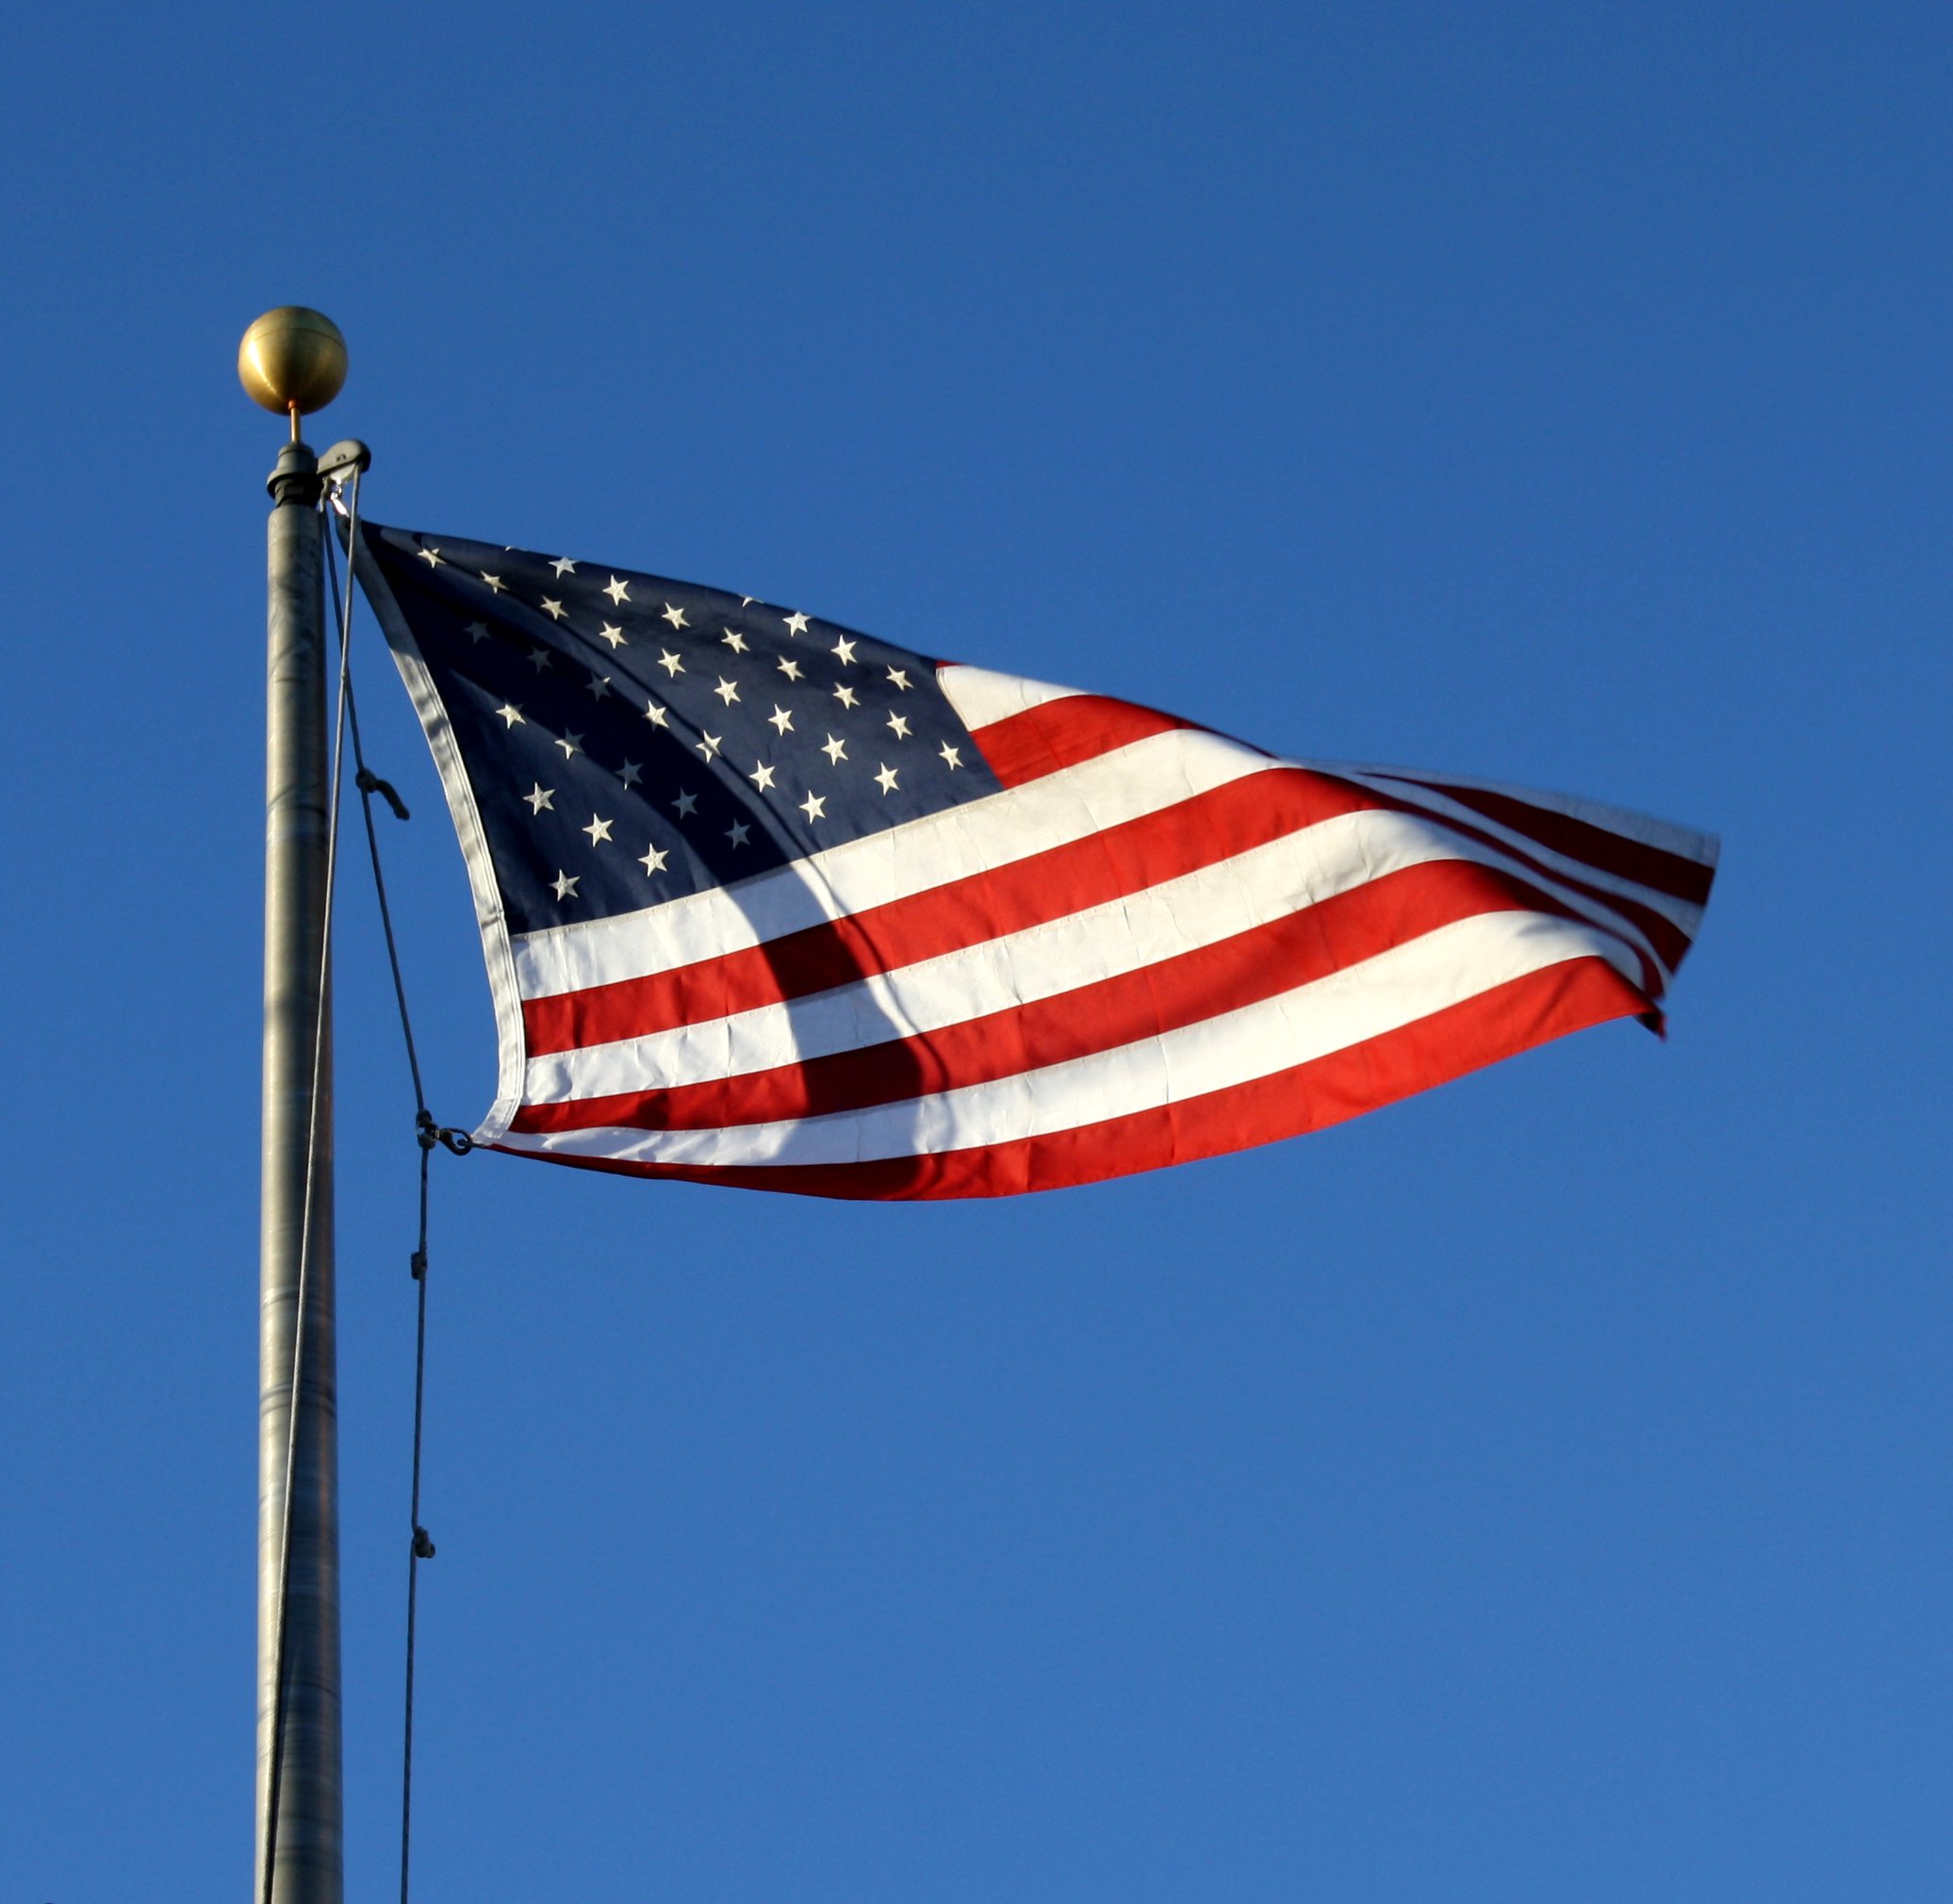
[238,306,348,417]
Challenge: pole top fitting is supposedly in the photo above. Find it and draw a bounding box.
[267,437,321,506]
[238,307,347,425]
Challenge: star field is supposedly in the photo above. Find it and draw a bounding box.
[362,524,1002,936]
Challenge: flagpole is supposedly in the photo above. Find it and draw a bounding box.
[240,307,349,1904]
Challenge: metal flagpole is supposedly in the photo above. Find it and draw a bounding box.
[239,307,350,1904]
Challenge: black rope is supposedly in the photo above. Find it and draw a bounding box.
[324,505,469,1904]
[400,1116,435,1904]
[345,668,427,1116]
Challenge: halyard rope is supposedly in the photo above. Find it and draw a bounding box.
[323,500,463,1904]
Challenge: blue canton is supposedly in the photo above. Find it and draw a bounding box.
[361,524,1002,937]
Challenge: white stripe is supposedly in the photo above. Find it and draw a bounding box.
[511,723,1282,998]
[513,730,1703,1004]
[936,663,1080,730]
[1326,760,1720,865]
[1328,767,1708,947]
[530,806,1665,1103]
[501,910,1638,1168]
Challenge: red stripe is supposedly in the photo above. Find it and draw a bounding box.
[967,694,1194,787]
[522,766,1380,1056]
[965,706,1714,925]
[512,859,1644,1135]
[524,762,1682,1059]
[1314,772,1691,981]
[1371,775,1715,907]
[496,957,1646,1199]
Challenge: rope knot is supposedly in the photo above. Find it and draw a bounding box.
[355,765,411,820]
[412,1527,436,1560]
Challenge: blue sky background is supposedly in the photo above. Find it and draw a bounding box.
[4,2,1949,1897]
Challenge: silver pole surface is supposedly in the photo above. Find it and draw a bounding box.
[256,434,344,1904]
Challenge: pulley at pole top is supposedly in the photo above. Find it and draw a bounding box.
[239,306,348,439]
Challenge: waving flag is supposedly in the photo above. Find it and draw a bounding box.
[353,522,1716,1200]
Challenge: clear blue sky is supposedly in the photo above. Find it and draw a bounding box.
[4,3,1948,1897]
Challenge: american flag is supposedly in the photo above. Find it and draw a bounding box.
[353,522,1717,1200]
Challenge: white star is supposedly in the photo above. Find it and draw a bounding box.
[616,760,643,787]
[658,649,684,678]
[833,684,859,710]
[417,547,442,567]
[783,611,811,636]
[726,819,751,847]
[554,731,583,759]
[551,871,580,900]
[466,620,490,643]
[638,843,669,876]
[748,761,777,791]
[603,576,631,605]
[886,667,911,691]
[550,556,578,578]
[741,596,758,607]
[714,677,741,706]
[767,705,795,735]
[721,629,748,654]
[832,637,857,665]
[777,657,803,681]
[528,647,553,671]
[696,731,723,759]
[644,700,670,728]
[939,743,962,770]
[821,733,847,764]
[874,763,899,796]
[597,621,627,648]
[672,790,698,817]
[481,572,505,593]
[886,713,911,739]
[496,702,524,727]
[583,814,615,845]
[663,603,688,630]
[541,597,566,620]
[585,673,614,700]
[524,783,554,813]
[799,791,827,823]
